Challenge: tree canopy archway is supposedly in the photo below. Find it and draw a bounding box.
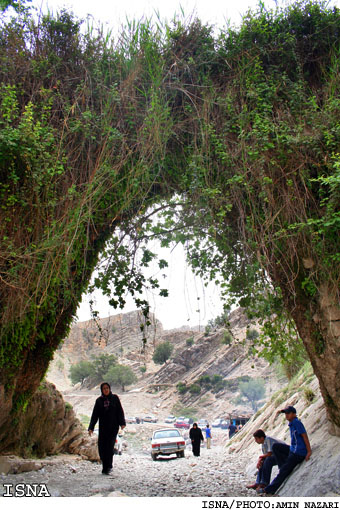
[0,1,340,448]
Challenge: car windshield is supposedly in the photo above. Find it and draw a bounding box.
[154,430,181,439]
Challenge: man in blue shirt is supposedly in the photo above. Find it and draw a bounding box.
[205,424,212,449]
[259,406,312,495]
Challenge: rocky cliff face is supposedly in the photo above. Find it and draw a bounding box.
[1,382,83,458]
[60,311,164,360]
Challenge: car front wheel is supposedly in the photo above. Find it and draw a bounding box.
[151,453,158,461]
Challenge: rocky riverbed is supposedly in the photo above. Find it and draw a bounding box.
[0,445,252,497]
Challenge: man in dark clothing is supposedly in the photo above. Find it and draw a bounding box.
[88,382,126,475]
[228,422,237,439]
[189,422,204,456]
[259,406,312,495]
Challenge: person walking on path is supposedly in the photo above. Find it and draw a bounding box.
[228,422,237,439]
[88,382,126,475]
[189,422,204,456]
[205,424,212,449]
[259,406,312,495]
[246,429,286,491]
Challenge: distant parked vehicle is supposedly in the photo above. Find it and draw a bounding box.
[220,420,229,429]
[174,420,190,429]
[126,416,137,424]
[165,415,176,423]
[143,415,158,423]
[212,419,223,428]
[151,428,185,461]
[197,419,209,431]
[126,416,143,424]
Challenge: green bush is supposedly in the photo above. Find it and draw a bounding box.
[303,386,315,403]
[246,328,259,341]
[189,383,201,395]
[221,331,233,345]
[153,341,174,365]
[186,337,194,346]
[197,375,211,387]
[176,382,188,394]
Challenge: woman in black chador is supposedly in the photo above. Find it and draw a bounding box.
[88,382,126,474]
[189,422,204,457]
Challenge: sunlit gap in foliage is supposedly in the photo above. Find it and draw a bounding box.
[77,199,226,335]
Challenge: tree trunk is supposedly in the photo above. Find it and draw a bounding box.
[272,263,340,435]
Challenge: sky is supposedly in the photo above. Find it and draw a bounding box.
[31,0,276,29]
[27,0,340,330]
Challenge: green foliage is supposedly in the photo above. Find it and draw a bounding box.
[206,309,231,331]
[152,341,174,365]
[221,331,233,345]
[246,328,259,341]
[0,0,31,13]
[239,378,266,411]
[188,383,201,395]
[186,337,194,346]
[139,366,146,373]
[303,386,316,404]
[69,354,117,386]
[224,375,251,391]
[90,354,117,384]
[65,402,73,411]
[176,382,188,394]
[1,1,340,429]
[196,373,229,394]
[69,360,94,386]
[171,404,197,420]
[104,364,137,391]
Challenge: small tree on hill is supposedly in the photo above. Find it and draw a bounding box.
[105,364,137,391]
[152,341,174,365]
[69,360,94,386]
[239,378,265,411]
[91,353,117,384]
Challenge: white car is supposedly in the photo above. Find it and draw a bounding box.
[164,415,176,423]
[143,414,158,423]
[151,428,186,461]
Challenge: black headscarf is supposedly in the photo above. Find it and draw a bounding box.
[100,382,112,396]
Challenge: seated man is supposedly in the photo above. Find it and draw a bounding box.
[259,406,312,496]
[246,429,285,491]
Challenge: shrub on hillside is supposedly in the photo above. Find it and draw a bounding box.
[221,331,233,345]
[176,382,188,394]
[153,341,174,365]
[246,328,259,341]
[189,384,201,395]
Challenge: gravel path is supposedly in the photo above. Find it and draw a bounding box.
[0,446,252,497]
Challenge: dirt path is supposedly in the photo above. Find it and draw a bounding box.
[0,446,252,497]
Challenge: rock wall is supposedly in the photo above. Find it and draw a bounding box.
[1,382,84,457]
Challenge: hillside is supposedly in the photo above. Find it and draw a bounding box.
[47,308,283,423]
